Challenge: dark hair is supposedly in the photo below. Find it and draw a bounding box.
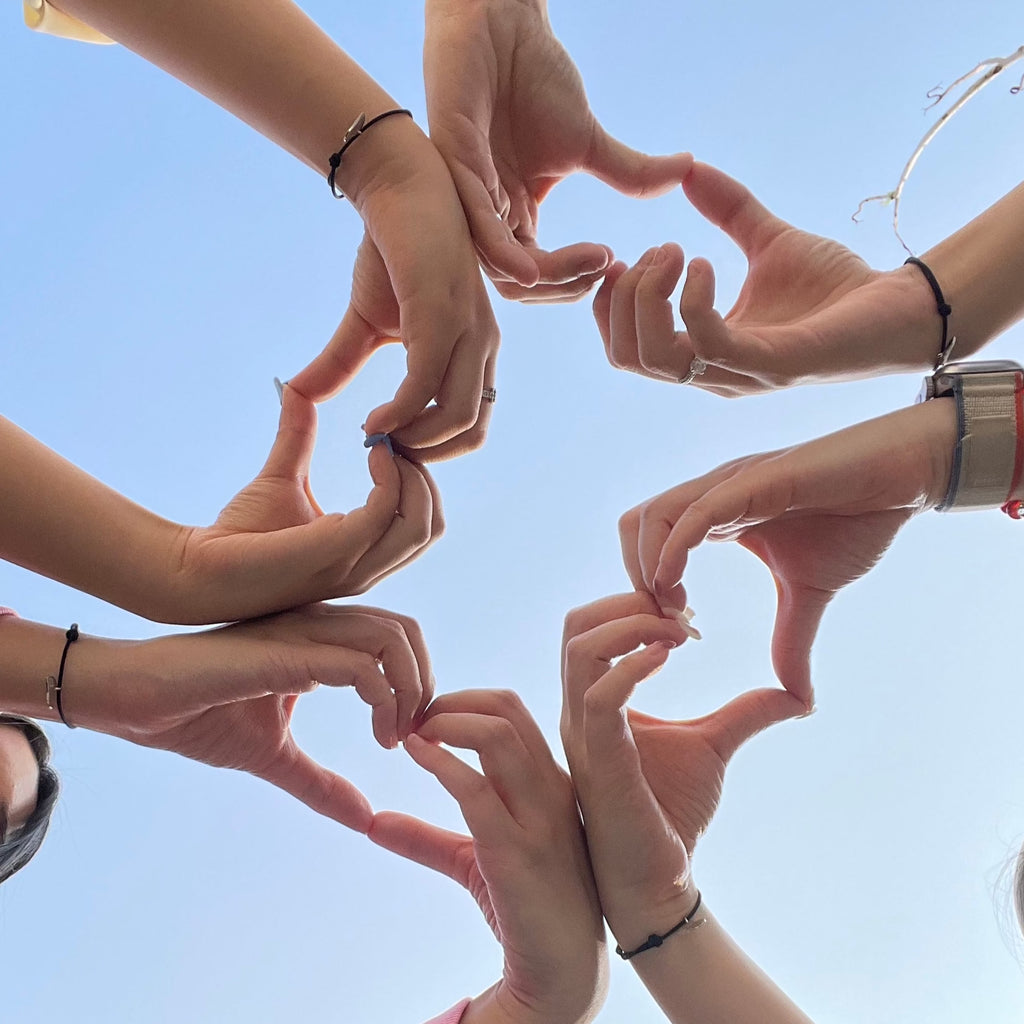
[0,714,60,884]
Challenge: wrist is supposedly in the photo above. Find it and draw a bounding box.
[601,881,701,955]
[331,114,438,213]
[0,616,134,733]
[462,979,603,1024]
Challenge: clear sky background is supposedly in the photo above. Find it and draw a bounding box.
[3,2,1024,1021]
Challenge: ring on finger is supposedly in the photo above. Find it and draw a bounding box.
[677,357,707,386]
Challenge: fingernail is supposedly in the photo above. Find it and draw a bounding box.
[651,245,667,266]
[273,377,285,405]
[798,703,818,719]
[364,432,395,456]
[674,607,702,641]
[582,252,611,274]
[652,640,677,651]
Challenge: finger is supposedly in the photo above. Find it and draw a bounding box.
[593,260,629,360]
[388,610,436,726]
[347,655,400,751]
[678,257,746,372]
[257,743,373,833]
[617,503,653,594]
[653,472,772,601]
[496,272,609,305]
[763,572,831,705]
[368,810,470,886]
[288,306,382,403]
[348,458,446,589]
[415,712,545,825]
[288,443,402,583]
[391,353,497,462]
[562,613,689,735]
[404,731,514,838]
[608,248,659,373]
[561,592,668,649]
[698,687,809,762]
[580,644,672,751]
[681,161,784,256]
[260,382,317,480]
[585,129,694,200]
[451,163,542,288]
[306,603,434,731]
[635,244,692,380]
[420,689,555,771]
[388,337,484,450]
[525,242,612,287]
[343,456,438,592]
[362,610,428,746]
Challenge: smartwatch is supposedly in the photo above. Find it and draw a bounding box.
[917,359,1024,514]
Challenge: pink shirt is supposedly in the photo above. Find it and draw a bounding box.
[423,1000,470,1024]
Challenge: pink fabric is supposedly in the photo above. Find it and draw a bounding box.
[422,999,470,1024]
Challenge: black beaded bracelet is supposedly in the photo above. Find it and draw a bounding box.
[615,891,704,960]
[44,623,80,729]
[905,256,956,370]
[327,108,413,199]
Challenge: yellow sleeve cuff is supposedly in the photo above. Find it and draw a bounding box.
[23,0,114,44]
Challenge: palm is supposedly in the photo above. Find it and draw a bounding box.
[139,692,298,777]
[481,22,601,231]
[427,4,600,243]
[730,228,875,332]
[629,710,730,857]
[713,227,889,392]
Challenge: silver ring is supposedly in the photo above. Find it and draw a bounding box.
[677,357,707,386]
[482,386,497,404]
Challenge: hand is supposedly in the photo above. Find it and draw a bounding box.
[593,162,939,393]
[619,399,957,702]
[370,689,607,1024]
[559,592,804,944]
[424,0,693,302]
[171,382,444,623]
[72,603,434,833]
[289,140,501,462]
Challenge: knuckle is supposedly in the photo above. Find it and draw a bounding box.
[562,604,592,641]
[489,688,526,719]
[618,505,643,539]
[563,634,592,667]
[483,716,519,750]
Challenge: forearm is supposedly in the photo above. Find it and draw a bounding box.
[0,416,186,621]
[919,181,1024,358]
[606,893,815,1024]
[48,0,431,206]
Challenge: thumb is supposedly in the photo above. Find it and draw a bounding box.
[704,687,808,764]
[368,810,470,888]
[257,743,374,833]
[769,578,832,706]
[288,305,382,403]
[681,161,783,256]
[259,382,317,480]
[585,125,693,199]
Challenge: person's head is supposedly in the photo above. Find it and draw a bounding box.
[0,713,59,883]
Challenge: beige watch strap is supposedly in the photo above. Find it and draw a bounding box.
[941,369,1024,511]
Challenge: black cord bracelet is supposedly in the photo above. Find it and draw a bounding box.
[44,623,80,729]
[905,256,956,369]
[615,891,704,960]
[327,108,413,199]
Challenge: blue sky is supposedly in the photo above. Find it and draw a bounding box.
[3,1,1024,1021]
